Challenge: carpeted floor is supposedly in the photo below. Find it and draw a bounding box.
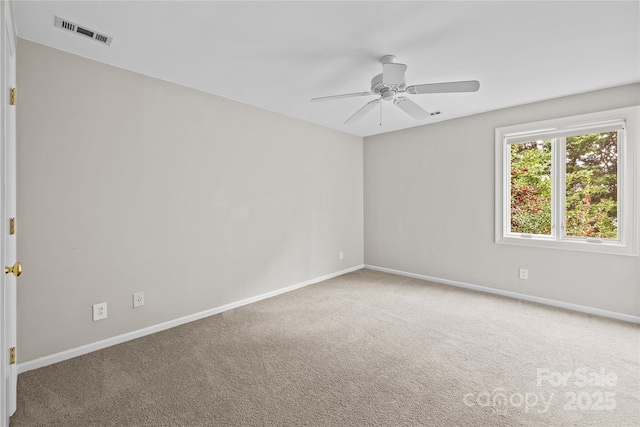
[10,269,640,426]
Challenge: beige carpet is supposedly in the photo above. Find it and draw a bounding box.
[10,269,640,426]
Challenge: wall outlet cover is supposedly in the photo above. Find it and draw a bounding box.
[133,292,144,308]
[519,268,529,280]
[92,302,107,321]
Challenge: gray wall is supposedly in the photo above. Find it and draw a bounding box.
[364,83,640,317]
[17,39,363,362]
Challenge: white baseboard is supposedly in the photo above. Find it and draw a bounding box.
[18,264,364,374]
[365,264,640,324]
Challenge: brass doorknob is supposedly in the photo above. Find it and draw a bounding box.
[4,262,22,277]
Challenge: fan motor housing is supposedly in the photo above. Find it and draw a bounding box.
[371,73,406,100]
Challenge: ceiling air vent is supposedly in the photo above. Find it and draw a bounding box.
[54,16,113,46]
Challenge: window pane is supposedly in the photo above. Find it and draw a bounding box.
[509,141,552,235]
[565,131,618,239]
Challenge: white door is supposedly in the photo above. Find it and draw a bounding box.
[1,1,18,423]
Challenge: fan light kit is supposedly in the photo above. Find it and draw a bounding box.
[312,55,479,124]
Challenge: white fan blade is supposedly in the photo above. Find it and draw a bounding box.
[345,98,381,124]
[383,63,407,86]
[407,80,480,94]
[311,92,374,102]
[393,96,430,120]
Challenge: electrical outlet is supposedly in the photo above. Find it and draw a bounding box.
[92,302,107,321]
[339,251,344,260]
[133,292,144,308]
[519,268,529,280]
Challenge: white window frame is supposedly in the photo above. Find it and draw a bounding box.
[495,106,638,256]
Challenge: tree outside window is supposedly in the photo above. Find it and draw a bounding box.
[509,132,618,239]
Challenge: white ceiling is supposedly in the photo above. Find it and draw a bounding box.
[12,1,640,137]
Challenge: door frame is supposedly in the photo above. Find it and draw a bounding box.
[1,0,17,423]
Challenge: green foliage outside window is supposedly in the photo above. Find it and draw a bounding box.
[510,141,552,235]
[510,132,618,239]
[565,132,618,239]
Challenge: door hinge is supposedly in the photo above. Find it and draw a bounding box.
[9,88,16,106]
[9,217,16,235]
[9,347,15,365]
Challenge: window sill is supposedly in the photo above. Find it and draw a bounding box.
[496,235,637,256]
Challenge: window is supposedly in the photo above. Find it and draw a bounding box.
[495,107,638,255]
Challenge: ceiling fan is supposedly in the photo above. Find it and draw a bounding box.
[311,55,480,124]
